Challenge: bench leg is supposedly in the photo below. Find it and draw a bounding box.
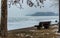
[44,25,49,29]
[37,27,42,30]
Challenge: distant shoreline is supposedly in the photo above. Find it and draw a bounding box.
[8,16,59,18]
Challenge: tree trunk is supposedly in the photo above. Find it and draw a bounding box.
[1,0,7,38]
[58,0,60,33]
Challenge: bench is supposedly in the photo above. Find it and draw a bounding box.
[35,21,51,29]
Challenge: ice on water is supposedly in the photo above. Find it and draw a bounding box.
[7,16,59,30]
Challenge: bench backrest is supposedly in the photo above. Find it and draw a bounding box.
[39,21,51,26]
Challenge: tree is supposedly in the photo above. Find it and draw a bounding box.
[8,0,46,9]
[58,0,60,32]
[1,0,7,38]
[8,0,59,9]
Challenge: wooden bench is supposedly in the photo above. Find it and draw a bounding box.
[35,21,51,29]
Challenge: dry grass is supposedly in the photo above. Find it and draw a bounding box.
[0,25,60,38]
[7,25,60,38]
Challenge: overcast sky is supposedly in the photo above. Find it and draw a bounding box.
[0,0,59,17]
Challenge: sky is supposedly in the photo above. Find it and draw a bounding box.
[0,0,59,17]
